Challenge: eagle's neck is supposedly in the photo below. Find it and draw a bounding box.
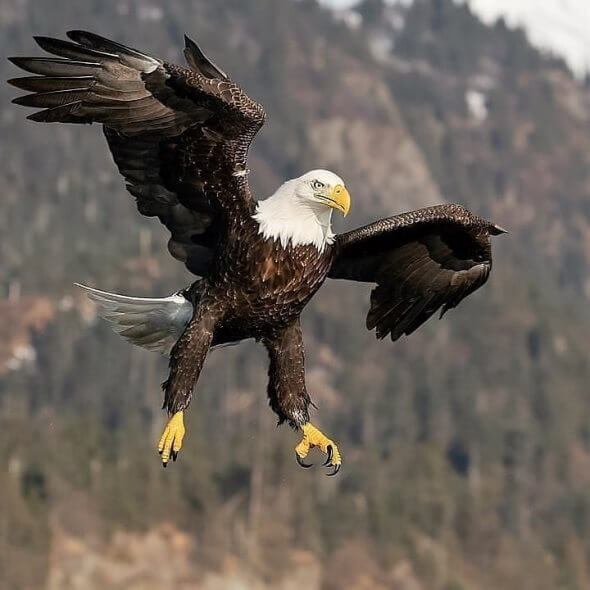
[253,180,335,252]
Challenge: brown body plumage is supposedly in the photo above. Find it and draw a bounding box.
[8,32,505,471]
[165,220,335,424]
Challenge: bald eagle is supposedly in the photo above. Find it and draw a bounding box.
[9,32,506,474]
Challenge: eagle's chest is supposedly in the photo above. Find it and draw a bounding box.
[255,242,332,298]
[216,234,334,319]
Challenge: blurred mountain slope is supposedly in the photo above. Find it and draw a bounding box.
[325,0,590,78]
[1,1,590,589]
[461,0,590,78]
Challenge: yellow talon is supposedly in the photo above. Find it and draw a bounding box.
[295,422,342,475]
[158,411,186,466]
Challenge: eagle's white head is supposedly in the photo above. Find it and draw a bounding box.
[253,169,351,252]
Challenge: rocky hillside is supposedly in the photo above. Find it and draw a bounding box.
[1,1,590,589]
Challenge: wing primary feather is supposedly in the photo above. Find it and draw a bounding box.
[8,57,100,76]
[66,30,161,71]
[375,301,412,339]
[34,35,119,61]
[7,76,94,92]
[25,102,86,123]
[390,296,436,341]
[13,88,96,108]
[184,34,228,80]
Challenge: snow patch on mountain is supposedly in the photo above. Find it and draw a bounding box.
[459,0,590,77]
[321,0,590,77]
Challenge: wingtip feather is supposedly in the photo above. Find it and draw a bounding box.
[7,56,26,68]
[32,35,49,46]
[183,33,228,79]
[66,30,94,44]
[491,223,508,235]
[26,110,50,122]
[13,93,42,107]
[7,76,37,90]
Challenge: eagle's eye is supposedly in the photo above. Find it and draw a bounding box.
[311,180,325,191]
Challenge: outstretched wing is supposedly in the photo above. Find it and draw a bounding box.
[8,31,266,276]
[329,204,501,341]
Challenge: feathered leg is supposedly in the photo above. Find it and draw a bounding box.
[158,302,219,466]
[263,320,342,475]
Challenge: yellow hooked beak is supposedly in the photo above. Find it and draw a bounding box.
[328,184,351,217]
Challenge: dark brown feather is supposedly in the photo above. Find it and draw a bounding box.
[183,35,228,80]
[329,204,499,340]
[9,31,266,278]
[34,35,119,61]
[7,76,94,92]
[7,57,100,76]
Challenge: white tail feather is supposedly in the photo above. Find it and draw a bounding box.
[76,283,193,356]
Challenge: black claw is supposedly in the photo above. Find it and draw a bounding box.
[172,451,178,462]
[158,449,163,455]
[326,464,341,477]
[162,461,168,468]
[323,445,333,466]
[295,453,313,469]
